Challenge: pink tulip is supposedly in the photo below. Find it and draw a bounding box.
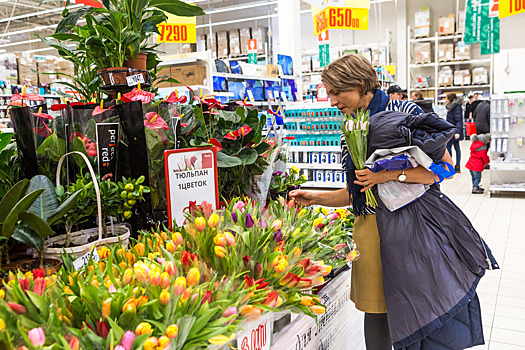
[164,261,176,277]
[109,283,117,294]
[233,201,245,213]
[28,327,45,347]
[121,331,135,350]
[345,120,354,132]
[222,306,238,325]
[327,212,339,221]
[360,121,368,131]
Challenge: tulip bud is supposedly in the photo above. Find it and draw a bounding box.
[134,243,145,257]
[7,302,26,314]
[135,322,152,336]
[347,250,359,262]
[320,264,332,276]
[0,319,5,332]
[158,335,171,349]
[159,272,170,289]
[360,121,368,131]
[276,296,284,307]
[68,336,79,350]
[102,299,111,318]
[164,261,177,277]
[214,245,226,258]
[287,199,295,209]
[181,288,192,303]
[270,219,282,231]
[259,218,267,229]
[134,265,147,284]
[173,277,186,295]
[233,201,245,213]
[262,291,279,308]
[33,277,46,296]
[166,241,176,253]
[224,232,235,247]
[115,346,125,350]
[245,213,254,228]
[309,305,326,314]
[159,289,171,306]
[143,336,158,350]
[172,232,184,246]
[313,217,324,227]
[298,208,307,217]
[0,290,4,299]
[186,267,200,287]
[222,307,238,325]
[273,229,283,242]
[208,213,219,228]
[28,327,45,347]
[213,233,227,247]
[195,217,206,232]
[300,295,315,306]
[121,331,135,350]
[333,243,346,251]
[293,247,302,257]
[148,268,161,287]
[166,324,178,339]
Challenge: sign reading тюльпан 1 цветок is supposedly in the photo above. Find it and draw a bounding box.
[164,147,219,227]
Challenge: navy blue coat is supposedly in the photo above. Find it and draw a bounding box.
[368,111,498,349]
[446,103,464,141]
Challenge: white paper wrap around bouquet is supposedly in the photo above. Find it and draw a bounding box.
[365,146,433,211]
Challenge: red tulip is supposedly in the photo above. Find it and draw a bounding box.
[200,291,212,306]
[7,302,26,314]
[19,278,29,293]
[33,278,46,296]
[262,291,279,308]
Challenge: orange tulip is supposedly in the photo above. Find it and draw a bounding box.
[134,243,145,256]
[239,305,262,322]
[214,245,226,258]
[158,335,170,349]
[181,288,192,303]
[195,217,206,232]
[135,322,152,336]
[122,298,137,313]
[173,277,186,295]
[101,299,111,318]
[143,336,158,350]
[148,268,161,287]
[122,268,134,285]
[164,261,177,277]
[300,295,315,306]
[160,272,170,289]
[159,289,171,305]
[166,324,178,339]
[309,305,326,314]
[160,231,169,242]
[213,233,227,247]
[186,267,200,287]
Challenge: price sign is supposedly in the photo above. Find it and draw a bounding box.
[238,313,273,350]
[126,74,145,87]
[157,23,196,43]
[73,248,100,271]
[499,0,525,18]
[313,6,369,35]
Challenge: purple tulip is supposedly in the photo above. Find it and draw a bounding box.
[259,218,267,229]
[231,212,237,223]
[121,331,135,350]
[273,229,283,242]
[245,213,254,228]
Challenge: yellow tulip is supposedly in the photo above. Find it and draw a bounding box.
[160,231,169,242]
[159,289,171,306]
[166,324,178,339]
[298,208,307,218]
[143,336,158,350]
[186,267,200,287]
[166,241,176,253]
[309,305,326,314]
[0,290,5,299]
[134,265,147,284]
[300,295,315,306]
[160,272,170,289]
[173,277,186,295]
[158,335,171,348]
[134,243,145,256]
[135,322,152,336]
[0,319,5,331]
[207,213,220,229]
[214,245,226,258]
[313,217,324,227]
[208,333,236,346]
[195,217,206,232]
[213,233,226,247]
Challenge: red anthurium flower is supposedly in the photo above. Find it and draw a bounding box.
[185,85,194,92]
[144,112,169,130]
[71,132,97,157]
[203,97,225,109]
[92,106,107,116]
[11,93,44,102]
[122,88,155,104]
[50,104,67,111]
[223,125,253,141]
[238,125,252,136]
[204,109,220,115]
[31,112,54,121]
[209,138,222,152]
[33,127,53,138]
[236,98,254,107]
[223,131,238,140]
[165,91,188,104]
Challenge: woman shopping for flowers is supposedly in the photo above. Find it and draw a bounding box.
[290,54,497,350]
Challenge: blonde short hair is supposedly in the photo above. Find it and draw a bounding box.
[321,54,379,96]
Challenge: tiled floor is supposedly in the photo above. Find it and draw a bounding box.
[441,141,525,349]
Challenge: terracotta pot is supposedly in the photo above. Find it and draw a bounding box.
[97,68,110,85]
[124,52,147,70]
[16,258,62,276]
[106,67,128,85]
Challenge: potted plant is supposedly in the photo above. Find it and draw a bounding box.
[269,167,308,201]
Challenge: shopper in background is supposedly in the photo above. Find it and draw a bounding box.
[465,91,475,121]
[401,92,408,101]
[289,54,454,350]
[471,92,482,114]
[445,92,464,173]
[411,89,434,113]
[466,134,490,194]
[474,99,491,135]
[386,84,405,100]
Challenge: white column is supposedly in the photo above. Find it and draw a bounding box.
[277,0,302,96]
[396,0,407,89]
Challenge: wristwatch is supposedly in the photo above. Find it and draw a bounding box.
[398,169,407,182]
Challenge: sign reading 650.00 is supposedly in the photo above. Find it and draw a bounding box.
[313,6,369,36]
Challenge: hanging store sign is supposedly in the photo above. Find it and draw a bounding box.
[74,0,102,8]
[481,15,500,54]
[465,0,485,43]
[499,0,525,18]
[248,39,258,64]
[164,147,219,227]
[318,30,330,67]
[313,6,369,35]
[157,13,197,43]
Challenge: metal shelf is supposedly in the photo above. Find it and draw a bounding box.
[438,59,491,66]
[158,57,203,67]
[302,181,345,189]
[410,34,464,43]
[410,63,436,68]
[287,163,342,170]
[287,130,341,135]
[288,146,341,152]
[213,72,280,82]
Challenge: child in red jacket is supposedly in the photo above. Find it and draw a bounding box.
[465,134,490,194]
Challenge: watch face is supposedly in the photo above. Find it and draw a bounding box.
[398,174,407,182]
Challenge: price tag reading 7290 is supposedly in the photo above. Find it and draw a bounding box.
[158,23,196,43]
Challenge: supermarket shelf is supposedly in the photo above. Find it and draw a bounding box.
[440,84,490,90]
[287,130,341,135]
[410,63,436,68]
[213,72,280,82]
[158,57,204,66]
[288,146,341,152]
[302,181,345,189]
[287,163,342,170]
[439,59,491,66]
[411,86,434,91]
[301,71,323,76]
[491,163,525,171]
[410,34,464,43]
[285,117,341,122]
[489,185,525,192]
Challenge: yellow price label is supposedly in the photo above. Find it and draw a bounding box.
[157,23,197,43]
[313,7,369,36]
[499,0,525,18]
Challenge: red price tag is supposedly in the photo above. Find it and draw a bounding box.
[157,23,196,43]
[327,7,361,29]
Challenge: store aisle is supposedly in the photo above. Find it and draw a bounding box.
[441,141,525,350]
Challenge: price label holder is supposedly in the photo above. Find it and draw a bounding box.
[126,74,145,87]
[73,248,100,271]
[281,91,288,102]
[247,89,255,102]
[237,313,273,350]
[267,90,274,101]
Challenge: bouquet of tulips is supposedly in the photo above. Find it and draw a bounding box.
[340,109,378,210]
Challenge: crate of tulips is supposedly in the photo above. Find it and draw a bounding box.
[0,198,357,349]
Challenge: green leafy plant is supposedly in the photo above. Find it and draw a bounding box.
[0,137,21,199]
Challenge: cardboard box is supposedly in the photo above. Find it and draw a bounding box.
[302,56,312,72]
[438,44,454,62]
[207,33,217,58]
[196,34,207,52]
[414,7,431,38]
[472,66,488,85]
[458,10,466,33]
[18,55,38,85]
[155,67,173,88]
[0,54,18,84]
[414,74,431,88]
[37,58,57,85]
[454,69,471,85]
[439,14,455,35]
[267,64,279,78]
[414,42,431,64]
[170,65,206,87]
[252,26,267,54]
[455,42,471,60]
[239,27,251,55]
[229,29,241,56]
[216,31,228,58]
[438,66,454,86]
